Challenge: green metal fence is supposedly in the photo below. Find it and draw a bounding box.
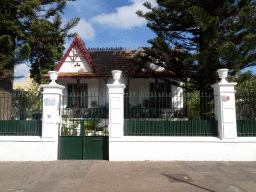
[236,93,256,137]
[0,91,42,136]
[237,120,256,137]
[124,91,217,136]
[0,120,42,136]
[124,119,218,136]
[61,93,109,136]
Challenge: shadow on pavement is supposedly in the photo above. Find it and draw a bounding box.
[161,173,216,192]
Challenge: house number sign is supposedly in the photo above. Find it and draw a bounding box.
[222,95,230,101]
[44,98,56,106]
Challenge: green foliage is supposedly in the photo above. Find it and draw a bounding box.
[91,101,98,108]
[84,120,99,132]
[183,91,215,120]
[0,35,15,72]
[26,80,43,113]
[228,70,256,119]
[12,80,42,119]
[228,70,256,94]
[132,0,256,92]
[0,0,80,83]
[61,118,79,136]
[61,117,71,136]
[84,120,108,135]
[184,91,200,120]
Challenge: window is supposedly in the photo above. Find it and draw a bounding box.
[67,84,88,108]
[150,82,171,95]
[148,82,172,108]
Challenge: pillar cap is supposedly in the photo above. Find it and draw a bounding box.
[212,82,237,88]
[107,84,126,89]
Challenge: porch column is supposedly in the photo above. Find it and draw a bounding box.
[107,70,126,138]
[41,71,64,159]
[211,69,237,140]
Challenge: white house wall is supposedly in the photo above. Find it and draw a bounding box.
[57,77,183,109]
[128,79,140,106]
[127,78,183,109]
[128,78,156,106]
[98,79,108,106]
[87,79,99,108]
[172,82,183,109]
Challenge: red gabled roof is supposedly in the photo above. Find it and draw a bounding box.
[54,35,97,73]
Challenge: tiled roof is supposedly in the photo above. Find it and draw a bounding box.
[86,49,148,78]
[43,48,149,79]
[43,35,176,79]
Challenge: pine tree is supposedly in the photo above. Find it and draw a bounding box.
[0,0,80,91]
[133,0,256,92]
[0,0,79,120]
[131,0,256,119]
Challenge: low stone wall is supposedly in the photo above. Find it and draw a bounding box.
[109,137,256,161]
[0,136,58,161]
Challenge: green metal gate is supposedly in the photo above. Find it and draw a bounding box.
[58,119,109,160]
[58,93,109,160]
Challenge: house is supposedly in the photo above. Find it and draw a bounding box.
[13,74,40,92]
[43,35,183,116]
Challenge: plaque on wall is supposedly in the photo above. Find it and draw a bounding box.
[222,94,234,109]
[44,98,56,106]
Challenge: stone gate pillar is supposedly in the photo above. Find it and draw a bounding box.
[41,71,64,159]
[212,69,237,140]
[107,70,126,138]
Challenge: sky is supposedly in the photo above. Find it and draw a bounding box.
[14,0,256,82]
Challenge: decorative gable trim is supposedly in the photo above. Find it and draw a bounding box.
[54,35,97,73]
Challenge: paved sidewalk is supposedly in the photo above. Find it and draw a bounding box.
[0,161,256,192]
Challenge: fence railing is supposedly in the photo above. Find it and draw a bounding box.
[124,119,218,136]
[236,93,256,136]
[124,91,214,120]
[60,93,109,136]
[123,91,217,136]
[0,120,42,136]
[237,120,256,137]
[236,93,256,120]
[0,92,42,136]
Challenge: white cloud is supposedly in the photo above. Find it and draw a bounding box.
[14,64,30,82]
[90,0,157,29]
[69,18,95,40]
